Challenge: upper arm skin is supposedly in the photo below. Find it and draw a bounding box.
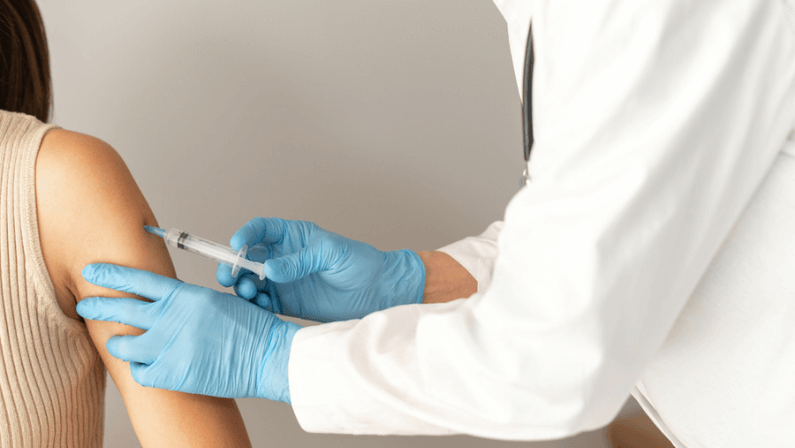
[36,129,252,448]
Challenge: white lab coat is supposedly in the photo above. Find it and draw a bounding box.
[289,0,795,445]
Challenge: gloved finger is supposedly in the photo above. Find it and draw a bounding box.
[229,218,320,250]
[233,273,258,300]
[76,297,159,330]
[263,240,334,283]
[230,217,298,251]
[106,334,161,364]
[82,264,180,302]
[216,262,237,287]
[245,244,271,263]
[251,291,280,314]
[131,361,224,397]
[129,362,184,393]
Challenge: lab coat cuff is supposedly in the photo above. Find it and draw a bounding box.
[288,318,456,435]
[437,221,503,294]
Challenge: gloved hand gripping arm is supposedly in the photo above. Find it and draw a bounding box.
[77,264,299,403]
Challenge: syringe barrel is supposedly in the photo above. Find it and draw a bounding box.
[163,228,239,266]
[161,228,266,279]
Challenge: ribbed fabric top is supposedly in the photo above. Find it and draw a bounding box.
[0,110,106,447]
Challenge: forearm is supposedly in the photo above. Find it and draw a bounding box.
[417,251,477,304]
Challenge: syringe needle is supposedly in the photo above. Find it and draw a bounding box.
[144,226,166,238]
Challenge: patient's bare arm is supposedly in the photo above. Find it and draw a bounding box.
[36,129,252,448]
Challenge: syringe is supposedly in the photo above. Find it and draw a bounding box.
[145,226,266,280]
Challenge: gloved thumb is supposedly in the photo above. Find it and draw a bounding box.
[263,242,334,283]
[129,362,156,389]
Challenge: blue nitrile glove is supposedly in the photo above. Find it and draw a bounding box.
[77,263,300,403]
[216,218,425,323]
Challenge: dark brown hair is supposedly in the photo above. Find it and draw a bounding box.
[0,0,51,122]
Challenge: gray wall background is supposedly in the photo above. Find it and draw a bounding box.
[38,1,617,446]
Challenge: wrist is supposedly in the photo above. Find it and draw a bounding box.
[257,319,301,403]
[417,250,477,304]
[377,249,426,310]
[403,249,426,305]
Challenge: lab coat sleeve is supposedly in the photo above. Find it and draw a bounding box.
[289,0,795,440]
[437,221,503,293]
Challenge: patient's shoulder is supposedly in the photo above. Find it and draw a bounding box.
[37,129,133,189]
[36,129,161,317]
[35,131,246,447]
[36,129,152,222]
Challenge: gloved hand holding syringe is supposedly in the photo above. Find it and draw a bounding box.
[146,218,425,323]
[145,226,266,280]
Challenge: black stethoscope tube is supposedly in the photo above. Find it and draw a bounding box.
[522,26,534,163]
[521,26,534,186]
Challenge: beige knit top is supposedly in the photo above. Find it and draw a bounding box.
[0,110,106,447]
